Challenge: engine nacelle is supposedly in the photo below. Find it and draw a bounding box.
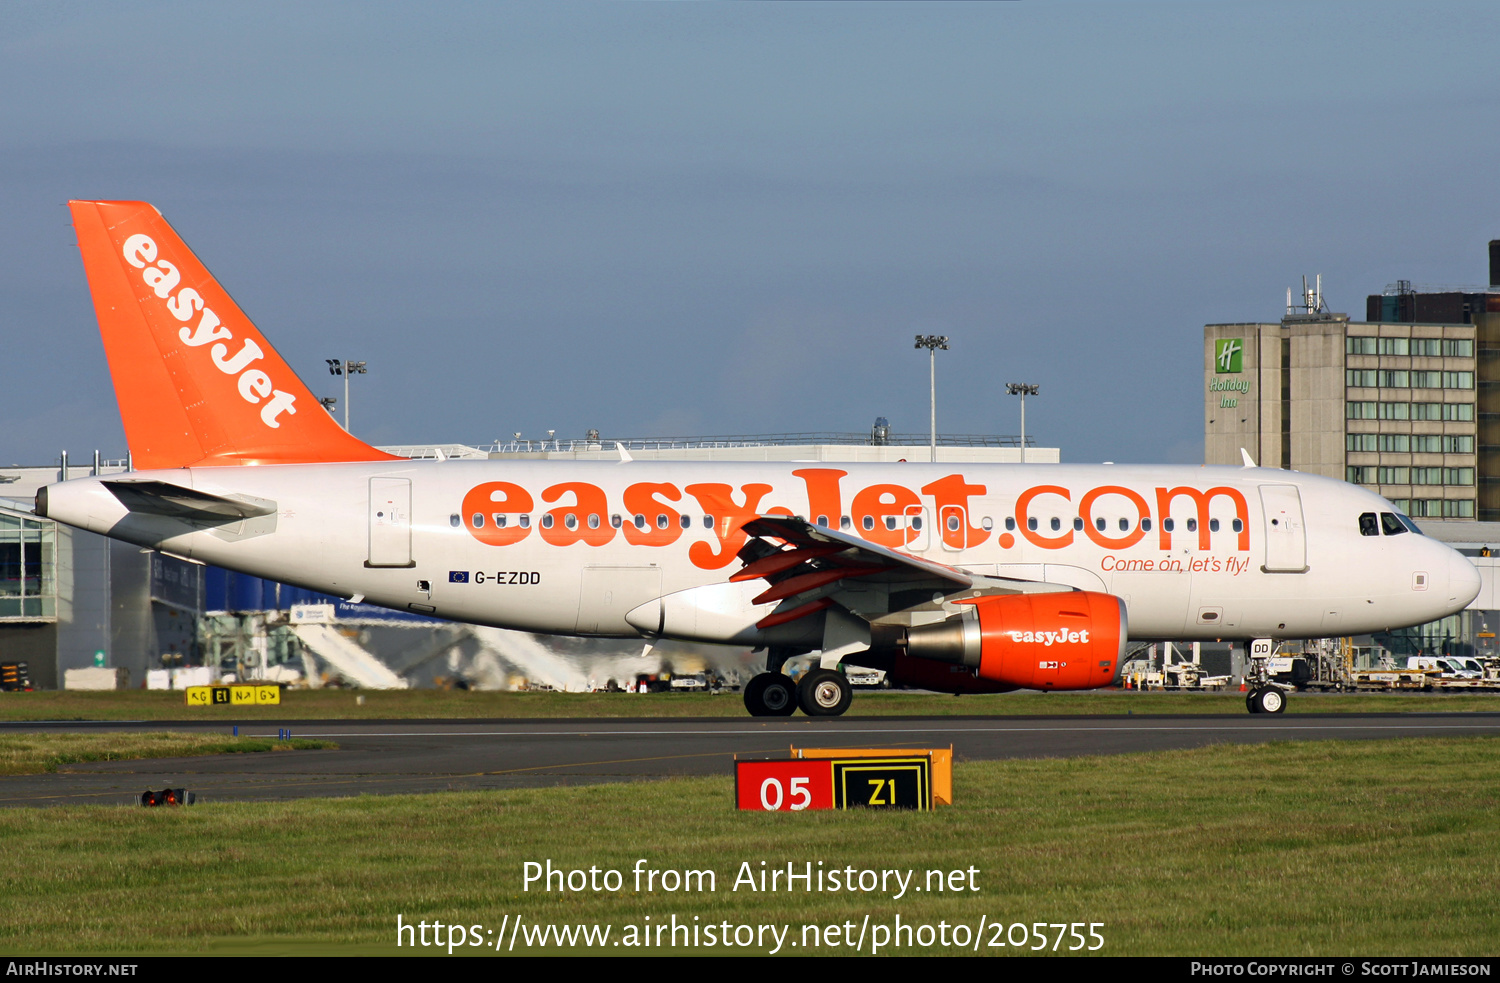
[905,591,1127,690]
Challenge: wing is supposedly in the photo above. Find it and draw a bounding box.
[735,514,1069,630]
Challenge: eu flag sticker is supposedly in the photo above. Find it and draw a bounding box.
[449,571,469,583]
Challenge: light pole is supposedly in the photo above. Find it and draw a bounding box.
[914,335,949,463]
[326,359,367,432]
[1006,383,1038,463]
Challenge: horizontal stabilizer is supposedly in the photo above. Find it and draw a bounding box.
[102,479,277,522]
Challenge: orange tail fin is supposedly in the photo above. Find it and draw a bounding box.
[69,200,401,468]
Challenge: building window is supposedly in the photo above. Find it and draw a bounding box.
[1444,339,1474,357]
[1443,372,1474,389]
[1347,466,1375,484]
[1346,434,1378,452]
[1378,403,1411,421]
[1377,370,1409,388]
[1410,435,1439,453]
[1444,435,1475,454]
[1347,402,1378,420]
[1408,370,1440,388]
[1378,467,1410,484]
[1378,338,1410,356]
[1443,403,1475,421]
[1346,336,1377,355]
[1379,434,1410,453]
[1347,369,1378,387]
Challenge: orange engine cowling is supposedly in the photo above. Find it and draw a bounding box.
[905,591,1127,690]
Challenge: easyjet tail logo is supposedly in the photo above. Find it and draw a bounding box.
[121,234,297,429]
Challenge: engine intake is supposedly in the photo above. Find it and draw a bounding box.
[905,591,1127,690]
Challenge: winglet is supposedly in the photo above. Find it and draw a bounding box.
[68,200,402,468]
[1240,448,1257,468]
[616,441,634,463]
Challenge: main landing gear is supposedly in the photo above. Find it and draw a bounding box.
[742,667,853,718]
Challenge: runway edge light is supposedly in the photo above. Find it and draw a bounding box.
[140,788,196,807]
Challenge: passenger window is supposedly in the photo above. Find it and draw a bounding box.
[1096,517,1107,531]
[704,515,715,529]
[611,514,623,529]
[1027,517,1038,531]
[1232,518,1243,533]
[657,514,669,530]
[471,513,484,528]
[981,516,993,531]
[588,514,600,529]
[634,514,646,529]
[816,515,828,527]
[449,514,460,528]
[564,514,578,530]
[947,515,960,532]
[841,516,852,530]
[1050,517,1061,532]
[1142,518,1152,532]
[1005,517,1016,531]
[885,516,897,531]
[1381,512,1408,536]
[1187,518,1197,532]
[1358,513,1379,537]
[494,514,507,528]
[680,514,691,529]
[1118,518,1129,532]
[912,516,923,530]
[1209,518,1220,532]
[519,515,530,528]
[542,514,554,529]
[862,515,874,531]
[1072,517,1083,531]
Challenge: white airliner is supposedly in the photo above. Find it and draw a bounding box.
[38,201,1481,716]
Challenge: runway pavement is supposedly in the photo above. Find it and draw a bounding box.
[4,712,1499,807]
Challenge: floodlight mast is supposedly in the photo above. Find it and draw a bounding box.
[326,359,368,432]
[1006,383,1039,463]
[914,335,949,463]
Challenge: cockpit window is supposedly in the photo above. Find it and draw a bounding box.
[1358,512,1379,537]
[1380,512,1407,536]
[1397,513,1422,535]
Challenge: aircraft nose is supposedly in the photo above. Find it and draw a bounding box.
[1447,548,1481,609]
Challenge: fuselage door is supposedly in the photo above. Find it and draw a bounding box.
[903,504,930,552]
[1258,484,1307,573]
[367,477,414,568]
[937,504,967,552]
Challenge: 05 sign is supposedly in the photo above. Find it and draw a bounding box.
[736,760,835,812]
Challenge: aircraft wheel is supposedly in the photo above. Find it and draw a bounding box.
[1245,689,1262,714]
[798,668,852,717]
[1250,686,1286,714]
[744,672,797,717]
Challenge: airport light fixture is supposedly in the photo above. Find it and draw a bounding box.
[914,335,949,463]
[1006,383,1039,463]
[326,359,367,432]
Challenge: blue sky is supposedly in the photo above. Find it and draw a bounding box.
[4,2,1497,465]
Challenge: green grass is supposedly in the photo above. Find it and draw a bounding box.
[0,733,336,776]
[3,687,1499,721]
[1,736,1497,955]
